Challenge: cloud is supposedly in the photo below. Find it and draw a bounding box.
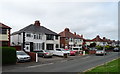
[0,1,118,40]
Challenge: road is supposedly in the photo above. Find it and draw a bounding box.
[3,52,119,72]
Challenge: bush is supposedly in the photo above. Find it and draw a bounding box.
[0,47,16,65]
[96,46,103,50]
[105,45,114,50]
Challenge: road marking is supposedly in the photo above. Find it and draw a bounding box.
[61,60,67,62]
[26,63,53,68]
[82,56,90,59]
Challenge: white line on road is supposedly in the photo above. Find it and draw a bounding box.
[26,63,53,68]
[82,56,90,59]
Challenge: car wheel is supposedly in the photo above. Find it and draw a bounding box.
[17,58,19,63]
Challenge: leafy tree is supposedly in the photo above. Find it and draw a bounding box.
[90,43,96,47]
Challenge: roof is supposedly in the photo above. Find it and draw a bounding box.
[59,28,82,39]
[11,24,59,35]
[91,35,103,42]
[0,23,11,29]
[84,35,103,42]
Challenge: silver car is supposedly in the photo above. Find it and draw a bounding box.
[38,50,53,58]
[96,50,106,56]
[16,51,31,62]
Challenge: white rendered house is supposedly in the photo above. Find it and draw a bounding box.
[11,21,60,52]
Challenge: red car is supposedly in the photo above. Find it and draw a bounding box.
[64,49,76,56]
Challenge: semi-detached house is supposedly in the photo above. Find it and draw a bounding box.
[11,21,60,52]
[0,23,11,46]
[59,28,83,49]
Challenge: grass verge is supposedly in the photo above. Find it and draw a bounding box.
[85,58,120,72]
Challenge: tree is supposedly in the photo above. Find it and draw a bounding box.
[90,43,96,47]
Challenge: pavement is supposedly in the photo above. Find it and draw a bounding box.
[2,52,119,72]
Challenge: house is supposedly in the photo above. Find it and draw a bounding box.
[84,35,108,46]
[0,23,11,46]
[11,20,60,52]
[59,28,83,49]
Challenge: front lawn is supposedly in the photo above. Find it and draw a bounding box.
[86,58,120,72]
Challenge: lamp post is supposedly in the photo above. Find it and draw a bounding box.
[103,42,106,56]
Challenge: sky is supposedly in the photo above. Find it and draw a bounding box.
[0,0,118,40]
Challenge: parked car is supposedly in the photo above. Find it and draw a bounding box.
[16,51,31,62]
[64,49,76,56]
[113,47,120,52]
[71,47,82,54]
[95,50,106,56]
[38,50,53,58]
[52,48,69,57]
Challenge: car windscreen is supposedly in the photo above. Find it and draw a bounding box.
[17,51,27,55]
[73,48,78,50]
[44,50,49,52]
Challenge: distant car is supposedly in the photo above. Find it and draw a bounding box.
[38,50,53,58]
[64,49,76,56]
[16,51,31,62]
[113,48,119,52]
[96,50,106,56]
[52,48,69,57]
[71,47,82,54]
[89,48,97,51]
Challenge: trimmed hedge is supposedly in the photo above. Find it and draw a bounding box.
[0,47,16,65]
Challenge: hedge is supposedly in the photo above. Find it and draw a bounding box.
[0,47,16,65]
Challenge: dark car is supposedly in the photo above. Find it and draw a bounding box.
[113,48,120,52]
[38,50,53,58]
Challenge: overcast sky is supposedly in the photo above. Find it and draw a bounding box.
[0,0,118,40]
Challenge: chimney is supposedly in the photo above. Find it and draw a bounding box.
[34,20,40,26]
[103,37,106,39]
[81,35,83,38]
[74,32,76,35]
[97,35,100,38]
[64,28,70,32]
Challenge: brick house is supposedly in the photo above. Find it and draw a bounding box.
[11,20,60,52]
[84,35,108,46]
[59,28,83,49]
[0,23,11,46]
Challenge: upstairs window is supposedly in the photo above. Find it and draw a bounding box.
[26,33,31,37]
[69,38,73,42]
[46,34,54,40]
[55,35,58,40]
[34,34,42,39]
[1,29,7,34]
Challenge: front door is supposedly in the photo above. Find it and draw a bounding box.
[30,42,33,52]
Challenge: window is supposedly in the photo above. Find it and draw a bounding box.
[56,44,59,48]
[46,44,54,50]
[34,34,42,39]
[46,34,54,40]
[33,43,42,51]
[1,29,7,34]
[56,49,61,51]
[26,33,31,37]
[34,34,36,39]
[2,41,8,46]
[55,35,58,40]
[38,34,42,39]
[69,38,73,42]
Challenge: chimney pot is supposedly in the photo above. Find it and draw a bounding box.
[34,20,40,26]
[65,28,70,32]
[74,32,76,35]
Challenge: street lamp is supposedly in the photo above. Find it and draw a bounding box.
[103,42,106,55]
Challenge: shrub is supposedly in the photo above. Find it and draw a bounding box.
[0,47,16,65]
[90,43,96,47]
[96,46,103,50]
